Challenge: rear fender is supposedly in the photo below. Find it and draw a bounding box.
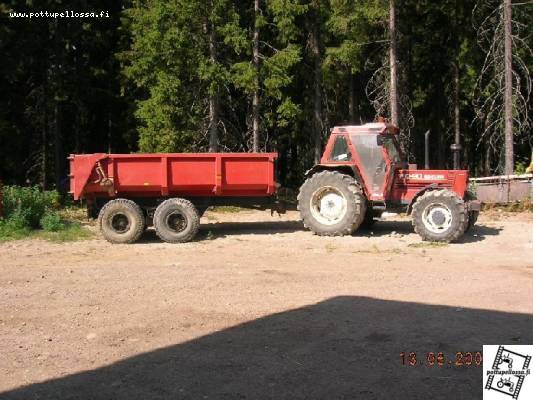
[304,164,367,197]
[304,164,356,178]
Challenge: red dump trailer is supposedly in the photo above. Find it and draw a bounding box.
[69,153,280,244]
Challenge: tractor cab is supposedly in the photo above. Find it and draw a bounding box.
[321,122,405,201]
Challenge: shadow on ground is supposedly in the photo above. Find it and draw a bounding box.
[137,219,501,244]
[135,220,305,243]
[2,296,531,400]
[359,220,501,243]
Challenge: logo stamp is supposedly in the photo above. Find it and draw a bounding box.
[483,345,532,399]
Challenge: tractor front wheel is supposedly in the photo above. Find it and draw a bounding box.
[298,171,366,236]
[411,189,468,242]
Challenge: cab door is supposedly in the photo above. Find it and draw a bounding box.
[349,134,388,200]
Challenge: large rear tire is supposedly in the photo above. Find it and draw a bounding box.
[297,170,366,236]
[411,189,467,242]
[153,198,200,243]
[98,199,145,244]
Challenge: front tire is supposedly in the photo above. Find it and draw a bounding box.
[297,171,366,236]
[98,199,145,244]
[153,198,200,243]
[411,189,467,242]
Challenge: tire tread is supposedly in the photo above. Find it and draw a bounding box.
[297,170,366,236]
[411,189,467,242]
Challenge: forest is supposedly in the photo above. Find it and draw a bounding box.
[1,0,532,191]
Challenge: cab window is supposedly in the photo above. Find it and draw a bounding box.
[329,135,352,161]
[381,136,401,163]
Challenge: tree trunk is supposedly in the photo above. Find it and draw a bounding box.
[485,145,491,175]
[42,91,48,189]
[503,0,513,175]
[53,100,63,192]
[389,0,399,127]
[452,0,461,170]
[453,62,461,170]
[107,111,112,153]
[252,0,260,152]
[53,19,64,193]
[348,73,358,124]
[309,2,322,164]
[208,22,219,153]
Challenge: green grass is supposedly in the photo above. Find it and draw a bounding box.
[210,206,247,213]
[482,199,533,213]
[0,224,31,241]
[57,206,90,223]
[0,185,93,243]
[325,243,337,253]
[352,245,404,254]
[0,221,93,243]
[32,223,94,242]
[407,242,449,248]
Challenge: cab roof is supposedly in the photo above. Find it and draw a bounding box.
[331,122,399,135]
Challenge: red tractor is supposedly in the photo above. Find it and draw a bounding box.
[298,122,480,242]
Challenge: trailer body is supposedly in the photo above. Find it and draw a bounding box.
[69,152,280,244]
[69,153,278,201]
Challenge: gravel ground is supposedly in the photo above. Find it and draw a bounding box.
[0,210,532,399]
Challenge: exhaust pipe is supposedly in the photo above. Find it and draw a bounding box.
[450,143,462,170]
[424,130,430,170]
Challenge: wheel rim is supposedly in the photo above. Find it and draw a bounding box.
[111,213,130,234]
[310,186,347,226]
[166,211,188,233]
[422,203,452,234]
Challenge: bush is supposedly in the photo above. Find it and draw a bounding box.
[0,186,93,242]
[40,212,64,232]
[2,186,59,228]
[0,217,30,240]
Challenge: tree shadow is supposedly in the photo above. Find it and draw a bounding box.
[2,296,532,400]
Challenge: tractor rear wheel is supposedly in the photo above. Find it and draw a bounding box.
[411,189,468,242]
[153,198,200,243]
[298,170,366,236]
[98,199,145,244]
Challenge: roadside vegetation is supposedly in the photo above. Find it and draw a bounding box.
[0,186,93,242]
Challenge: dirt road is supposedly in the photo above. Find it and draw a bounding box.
[1,210,532,399]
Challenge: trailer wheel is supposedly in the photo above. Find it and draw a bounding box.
[153,198,200,243]
[298,170,366,236]
[98,199,145,244]
[411,189,468,242]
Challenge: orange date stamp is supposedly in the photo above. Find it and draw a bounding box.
[400,351,483,367]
